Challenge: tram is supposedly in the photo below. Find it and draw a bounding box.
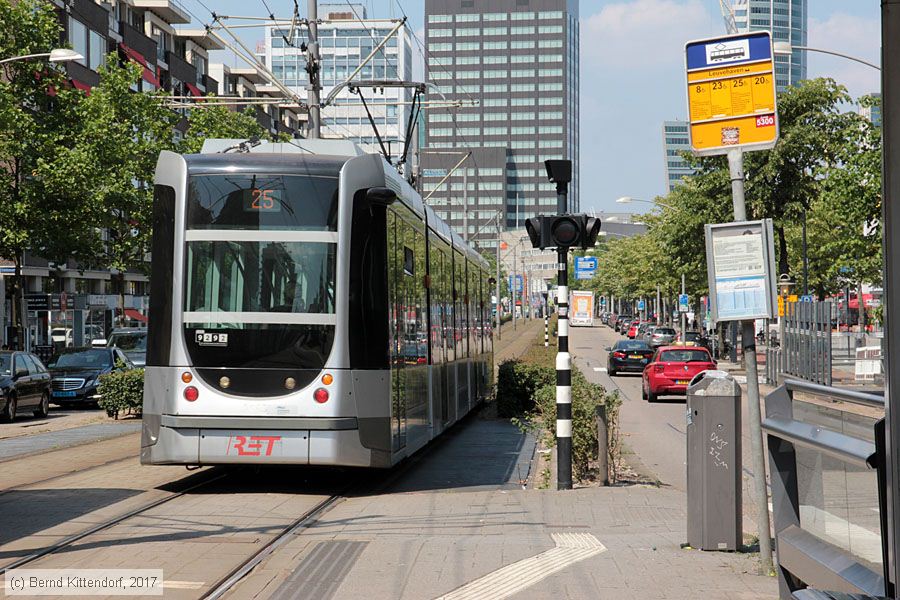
[141,139,494,467]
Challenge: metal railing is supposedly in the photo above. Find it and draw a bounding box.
[763,379,889,599]
[782,301,833,386]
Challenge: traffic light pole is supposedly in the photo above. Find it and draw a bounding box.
[555,182,573,491]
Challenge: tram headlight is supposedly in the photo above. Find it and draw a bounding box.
[219,376,231,389]
[285,377,297,390]
[313,388,329,404]
[184,386,199,402]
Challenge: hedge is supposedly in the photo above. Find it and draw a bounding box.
[97,368,144,419]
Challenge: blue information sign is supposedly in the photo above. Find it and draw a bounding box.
[678,293,690,313]
[637,300,645,311]
[574,256,598,280]
[508,275,524,293]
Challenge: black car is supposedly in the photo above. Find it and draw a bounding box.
[614,315,633,332]
[1,351,52,421]
[606,340,654,376]
[47,347,133,406]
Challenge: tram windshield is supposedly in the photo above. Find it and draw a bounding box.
[187,174,338,231]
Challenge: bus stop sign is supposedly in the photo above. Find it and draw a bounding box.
[685,31,779,156]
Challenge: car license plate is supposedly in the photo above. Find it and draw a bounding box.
[676,379,690,385]
[629,355,642,359]
[52,391,77,397]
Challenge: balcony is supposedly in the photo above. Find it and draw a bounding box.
[130,0,191,25]
[65,61,100,88]
[165,50,196,86]
[202,74,218,95]
[255,107,273,131]
[119,21,157,64]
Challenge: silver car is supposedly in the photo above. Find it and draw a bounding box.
[649,327,676,347]
[641,325,657,343]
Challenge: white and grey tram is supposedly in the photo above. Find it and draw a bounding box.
[141,139,494,467]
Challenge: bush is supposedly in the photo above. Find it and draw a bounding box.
[497,359,554,417]
[98,368,144,419]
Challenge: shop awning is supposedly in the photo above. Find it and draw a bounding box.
[119,43,148,67]
[142,66,161,88]
[124,308,148,323]
[70,79,91,94]
[185,82,203,97]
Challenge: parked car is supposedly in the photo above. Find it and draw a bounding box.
[46,347,134,407]
[50,327,74,347]
[642,346,717,402]
[106,328,148,368]
[626,321,642,339]
[0,351,52,421]
[606,340,654,376]
[641,325,657,342]
[649,327,677,347]
[674,331,703,347]
[636,323,652,340]
[614,315,633,332]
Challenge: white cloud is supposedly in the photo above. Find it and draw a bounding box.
[581,0,719,69]
[807,13,880,99]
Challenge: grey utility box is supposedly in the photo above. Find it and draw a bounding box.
[686,370,742,551]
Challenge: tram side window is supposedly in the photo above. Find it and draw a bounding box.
[414,229,428,364]
[430,245,444,364]
[443,249,454,363]
[387,211,400,367]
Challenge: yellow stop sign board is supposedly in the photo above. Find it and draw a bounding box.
[685,31,779,155]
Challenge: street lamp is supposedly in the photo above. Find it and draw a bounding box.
[615,196,677,211]
[772,41,880,72]
[0,48,84,65]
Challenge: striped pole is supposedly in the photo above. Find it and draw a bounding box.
[544,312,549,347]
[556,247,572,490]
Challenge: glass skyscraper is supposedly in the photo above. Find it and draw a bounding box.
[421,0,580,245]
[731,0,807,91]
[263,5,413,161]
[662,121,695,192]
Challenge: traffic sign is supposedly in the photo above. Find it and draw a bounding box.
[685,31,778,156]
[678,293,690,313]
[574,256,598,280]
[800,295,814,303]
[637,299,645,311]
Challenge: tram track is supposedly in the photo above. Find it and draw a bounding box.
[0,468,228,574]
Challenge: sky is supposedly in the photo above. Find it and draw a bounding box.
[183,0,883,214]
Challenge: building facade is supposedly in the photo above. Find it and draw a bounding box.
[731,0,807,91]
[263,5,414,162]
[662,120,695,192]
[860,93,882,128]
[421,0,580,243]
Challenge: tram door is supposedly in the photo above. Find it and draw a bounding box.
[388,211,407,451]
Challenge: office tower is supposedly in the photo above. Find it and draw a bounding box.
[264,5,414,161]
[662,120,695,192]
[421,0,580,246]
[860,93,882,128]
[730,0,807,91]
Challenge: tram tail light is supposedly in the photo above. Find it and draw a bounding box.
[181,371,193,383]
[184,386,199,402]
[313,388,329,403]
[321,373,333,385]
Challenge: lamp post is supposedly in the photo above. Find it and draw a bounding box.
[772,41,881,72]
[615,196,678,211]
[0,48,84,65]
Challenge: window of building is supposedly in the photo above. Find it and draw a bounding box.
[511,112,535,121]
[511,83,535,92]
[435,84,453,94]
[428,14,452,23]
[538,126,562,134]
[484,84,508,93]
[511,12,535,20]
[457,85,480,94]
[456,42,480,51]
[479,182,503,190]
[457,127,480,136]
[483,41,508,50]
[483,112,507,121]
[430,71,452,80]
[511,98,536,106]
[455,113,480,122]
[479,168,503,176]
[457,28,480,37]
[511,40,535,49]
[483,69,508,79]
[428,56,452,67]
[538,82,563,91]
[538,11,563,19]
[538,54,563,63]
[510,141,534,149]
[510,55,535,64]
[539,139,563,148]
[482,141,506,147]
[511,26,535,35]
[483,127,508,136]
[539,97,563,105]
[539,68,563,77]
[429,28,452,37]
[456,13,480,22]
[428,43,452,52]
[511,69,535,78]
[483,27,507,36]
[483,98,508,106]
[509,155,535,163]
[430,128,453,137]
[538,25,563,34]
[538,39,563,48]
[456,70,480,79]
[484,55,507,64]
[540,111,563,120]
[511,126,536,135]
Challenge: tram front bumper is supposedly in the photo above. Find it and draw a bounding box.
[140,415,371,467]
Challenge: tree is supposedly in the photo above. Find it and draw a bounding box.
[179,104,275,154]
[0,0,81,344]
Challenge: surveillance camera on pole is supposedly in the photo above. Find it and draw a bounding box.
[523,159,600,491]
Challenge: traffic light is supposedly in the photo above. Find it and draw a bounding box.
[525,214,601,251]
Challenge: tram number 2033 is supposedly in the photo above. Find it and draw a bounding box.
[243,188,281,212]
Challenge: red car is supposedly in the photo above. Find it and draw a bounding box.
[642,346,716,402]
[626,321,642,339]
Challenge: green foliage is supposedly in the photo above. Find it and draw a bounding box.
[97,368,144,419]
[179,104,273,154]
[496,358,553,417]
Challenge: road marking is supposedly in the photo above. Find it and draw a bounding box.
[434,532,606,600]
[593,367,607,373]
[164,581,205,590]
